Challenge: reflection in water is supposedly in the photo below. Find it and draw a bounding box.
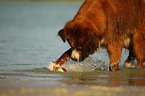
[128,73,145,86]
[58,68,145,86]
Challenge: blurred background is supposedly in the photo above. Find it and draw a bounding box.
[0,0,84,2]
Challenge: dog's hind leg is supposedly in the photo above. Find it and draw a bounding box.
[124,46,136,68]
[133,33,145,68]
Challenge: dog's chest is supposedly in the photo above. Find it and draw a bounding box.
[123,37,131,48]
[100,37,131,49]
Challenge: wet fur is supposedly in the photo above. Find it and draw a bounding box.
[55,0,145,71]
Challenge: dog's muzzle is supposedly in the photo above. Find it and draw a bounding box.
[71,49,80,62]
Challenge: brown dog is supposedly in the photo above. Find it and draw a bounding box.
[48,0,145,71]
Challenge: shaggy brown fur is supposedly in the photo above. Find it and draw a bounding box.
[49,0,145,71]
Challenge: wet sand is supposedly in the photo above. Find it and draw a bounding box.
[0,81,145,96]
[0,85,145,96]
[1,70,145,96]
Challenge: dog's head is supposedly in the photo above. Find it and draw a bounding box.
[58,24,101,62]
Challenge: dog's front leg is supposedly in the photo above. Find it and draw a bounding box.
[48,48,72,71]
[107,44,122,71]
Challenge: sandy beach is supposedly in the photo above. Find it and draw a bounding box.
[0,81,145,96]
[0,78,145,96]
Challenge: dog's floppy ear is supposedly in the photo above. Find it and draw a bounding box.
[58,29,66,42]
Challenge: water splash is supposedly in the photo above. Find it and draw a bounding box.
[47,57,108,72]
[124,59,137,69]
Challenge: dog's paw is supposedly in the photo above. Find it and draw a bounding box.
[124,60,136,68]
[48,62,60,71]
[124,62,132,68]
[109,66,120,71]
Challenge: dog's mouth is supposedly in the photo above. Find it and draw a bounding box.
[71,49,88,62]
[71,49,81,62]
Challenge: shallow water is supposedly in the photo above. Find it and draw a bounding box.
[0,2,145,93]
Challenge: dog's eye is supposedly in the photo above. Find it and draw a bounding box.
[67,39,70,43]
[71,47,75,50]
[77,48,82,51]
[77,47,83,51]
